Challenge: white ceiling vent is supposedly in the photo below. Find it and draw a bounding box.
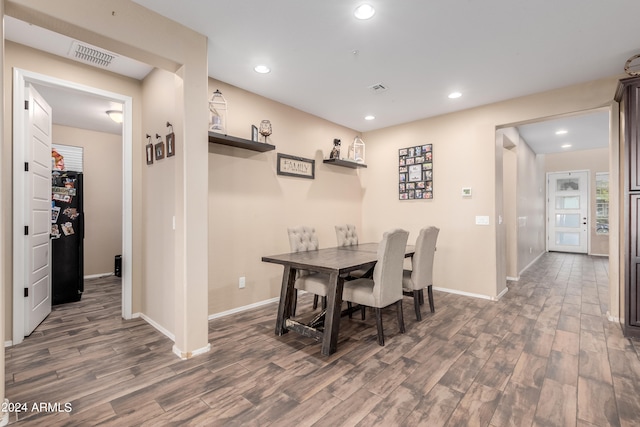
[68,41,117,68]
[368,83,388,93]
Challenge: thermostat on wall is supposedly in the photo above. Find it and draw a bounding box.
[462,187,472,198]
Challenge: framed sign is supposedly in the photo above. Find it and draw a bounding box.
[399,144,433,200]
[277,153,315,179]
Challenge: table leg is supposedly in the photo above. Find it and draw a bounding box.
[321,271,344,356]
[275,266,296,335]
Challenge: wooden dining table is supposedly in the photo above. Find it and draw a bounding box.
[262,243,415,356]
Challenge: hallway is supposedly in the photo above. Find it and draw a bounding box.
[4,253,640,426]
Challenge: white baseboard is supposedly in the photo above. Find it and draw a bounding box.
[433,286,507,302]
[84,272,114,279]
[606,312,621,323]
[172,343,211,360]
[506,276,519,281]
[208,296,280,321]
[4,341,12,348]
[590,253,608,257]
[138,312,175,341]
[520,251,545,276]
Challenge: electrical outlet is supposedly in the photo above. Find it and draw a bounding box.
[239,277,246,289]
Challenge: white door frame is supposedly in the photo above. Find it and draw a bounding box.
[546,169,590,254]
[12,68,133,345]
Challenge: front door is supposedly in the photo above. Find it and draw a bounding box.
[24,84,53,335]
[547,171,589,253]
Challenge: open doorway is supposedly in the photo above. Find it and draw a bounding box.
[12,68,133,345]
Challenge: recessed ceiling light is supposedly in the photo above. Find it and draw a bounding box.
[555,129,568,135]
[448,91,462,99]
[254,65,270,74]
[364,115,375,121]
[354,4,375,20]
[561,144,572,149]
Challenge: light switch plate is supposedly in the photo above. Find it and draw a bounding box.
[475,215,490,225]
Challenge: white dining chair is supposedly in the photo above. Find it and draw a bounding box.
[341,228,409,346]
[335,224,370,279]
[402,226,439,321]
[287,226,330,311]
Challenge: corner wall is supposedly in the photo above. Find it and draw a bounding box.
[362,76,620,300]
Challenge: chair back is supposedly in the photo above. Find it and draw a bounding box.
[410,226,439,290]
[287,226,319,252]
[335,224,359,246]
[372,229,409,307]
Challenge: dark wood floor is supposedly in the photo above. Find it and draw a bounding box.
[4,253,640,426]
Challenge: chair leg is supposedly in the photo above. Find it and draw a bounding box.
[396,300,405,334]
[361,305,366,320]
[322,296,327,310]
[427,285,435,313]
[347,302,353,319]
[418,289,425,305]
[375,308,385,346]
[313,294,318,310]
[413,290,422,321]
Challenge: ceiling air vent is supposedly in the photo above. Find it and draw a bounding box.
[368,82,388,93]
[68,41,117,68]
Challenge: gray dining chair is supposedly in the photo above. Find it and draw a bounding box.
[335,224,370,279]
[342,228,409,346]
[402,226,439,321]
[287,226,329,311]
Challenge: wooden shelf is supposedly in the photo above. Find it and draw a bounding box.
[208,132,275,152]
[323,158,367,169]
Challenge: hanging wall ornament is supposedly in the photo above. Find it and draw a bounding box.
[145,134,154,165]
[166,121,175,157]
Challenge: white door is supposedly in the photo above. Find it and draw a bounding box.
[547,171,589,253]
[24,85,53,335]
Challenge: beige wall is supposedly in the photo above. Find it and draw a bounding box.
[4,0,210,357]
[52,125,123,276]
[361,77,619,300]
[3,40,141,338]
[207,79,363,314]
[544,147,610,255]
[141,68,177,334]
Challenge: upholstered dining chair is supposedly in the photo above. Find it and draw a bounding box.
[335,224,371,279]
[341,228,409,346]
[402,226,439,321]
[287,226,330,311]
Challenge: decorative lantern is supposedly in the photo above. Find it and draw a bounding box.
[209,89,227,133]
[349,135,366,163]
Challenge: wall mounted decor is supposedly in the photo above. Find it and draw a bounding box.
[277,153,315,179]
[145,134,154,165]
[259,120,272,143]
[166,122,175,157]
[329,138,341,159]
[349,135,365,163]
[209,89,227,133]
[155,134,165,160]
[398,144,433,200]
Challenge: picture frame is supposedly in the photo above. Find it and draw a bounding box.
[166,132,175,157]
[251,125,259,142]
[399,143,433,200]
[155,140,165,160]
[277,153,315,179]
[146,142,154,165]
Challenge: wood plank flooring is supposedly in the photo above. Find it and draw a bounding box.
[5,252,640,426]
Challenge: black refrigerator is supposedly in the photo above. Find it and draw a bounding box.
[51,170,84,305]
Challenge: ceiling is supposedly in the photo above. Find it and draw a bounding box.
[7,0,635,151]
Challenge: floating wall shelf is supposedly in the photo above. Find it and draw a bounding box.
[323,158,367,169]
[208,132,275,152]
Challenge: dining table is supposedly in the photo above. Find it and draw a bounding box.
[261,242,415,356]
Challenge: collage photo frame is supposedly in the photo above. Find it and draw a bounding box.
[398,143,433,200]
